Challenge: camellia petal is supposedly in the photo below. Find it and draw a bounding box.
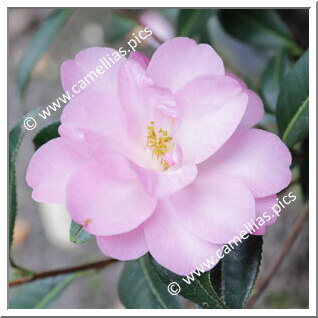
[225,72,247,89]
[171,173,255,244]
[199,128,292,197]
[147,37,224,92]
[61,47,126,95]
[129,51,150,69]
[174,75,248,164]
[226,72,264,128]
[60,89,128,147]
[239,89,264,128]
[144,199,222,275]
[129,160,198,198]
[96,224,148,260]
[253,195,278,235]
[66,162,157,236]
[118,60,177,144]
[26,138,87,203]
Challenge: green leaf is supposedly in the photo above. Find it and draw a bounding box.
[118,254,181,309]
[9,121,25,253]
[177,9,215,40]
[18,9,72,95]
[70,220,92,245]
[9,112,39,274]
[150,255,227,309]
[277,50,309,147]
[218,9,300,53]
[209,260,222,296]
[33,121,60,150]
[261,50,291,112]
[9,272,87,309]
[104,12,137,43]
[221,235,263,308]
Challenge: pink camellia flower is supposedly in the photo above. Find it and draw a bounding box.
[26,37,291,275]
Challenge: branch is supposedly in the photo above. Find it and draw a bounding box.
[292,153,309,162]
[245,204,309,308]
[9,258,118,287]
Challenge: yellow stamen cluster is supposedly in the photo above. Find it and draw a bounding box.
[146,121,173,170]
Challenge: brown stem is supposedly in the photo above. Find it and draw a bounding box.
[245,205,309,308]
[116,9,164,44]
[9,258,118,287]
[292,153,309,162]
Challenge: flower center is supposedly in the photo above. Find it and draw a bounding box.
[146,121,174,171]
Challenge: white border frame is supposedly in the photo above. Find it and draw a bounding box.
[3,1,316,316]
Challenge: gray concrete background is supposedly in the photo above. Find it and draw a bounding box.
[8,8,309,309]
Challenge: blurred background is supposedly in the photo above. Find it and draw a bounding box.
[8,8,309,309]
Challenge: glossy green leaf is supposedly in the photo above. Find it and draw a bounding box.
[18,9,72,95]
[150,255,227,309]
[177,9,215,41]
[218,9,300,53]
[33,121,60,150]
[70,220,92,245]
[118,254,181,309]
[9,272,87,309]
[277,50,309,147]
[221,235,263,308]
[9,121,25,253]
[261,50,291,112]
